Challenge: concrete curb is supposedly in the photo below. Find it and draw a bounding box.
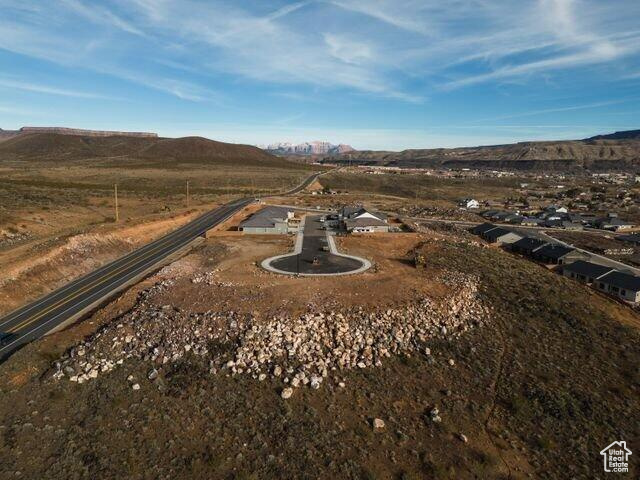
[326,235,372,275]
[261,218,372,277]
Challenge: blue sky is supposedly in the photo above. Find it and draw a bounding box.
[1,0,639,150]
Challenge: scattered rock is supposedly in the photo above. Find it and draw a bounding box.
[281,387,293,399]
[53,272,489,391]
[373,418,385,429]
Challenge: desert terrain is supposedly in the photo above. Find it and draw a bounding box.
[0,136,638,478]
[0,133,317,314]
[1,173,639,478]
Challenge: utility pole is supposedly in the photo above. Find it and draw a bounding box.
[114,184,119,222]
[186,180,190,208]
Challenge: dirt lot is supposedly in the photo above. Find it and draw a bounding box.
[1,222,638,479]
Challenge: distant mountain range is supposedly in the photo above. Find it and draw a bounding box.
[260,141,354,155]
[317,129,640,172]
[4,126,640,171]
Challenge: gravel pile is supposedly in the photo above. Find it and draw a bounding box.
[53,272,489,391]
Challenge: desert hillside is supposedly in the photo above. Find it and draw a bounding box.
[0,133,298,168]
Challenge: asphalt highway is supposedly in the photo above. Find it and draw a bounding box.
[0,172,320,361]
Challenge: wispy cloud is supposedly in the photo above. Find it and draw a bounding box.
[59,0,147,37]
[477,99,630,122]
[0,0,639,111]
[0,104,48,117]
[0,77,116,99]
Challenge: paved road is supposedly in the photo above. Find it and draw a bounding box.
[0,172,320,361]
[270,216,364,274]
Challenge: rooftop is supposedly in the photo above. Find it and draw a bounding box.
[512,237,547,251]
[562,260,614,279]
[345,217,388,228]
[533,243,575,259]
[599,271,640,291]
[471,222,497,235]
[617,233,640,243]
[239,206,291,229]
[484,227,516,238]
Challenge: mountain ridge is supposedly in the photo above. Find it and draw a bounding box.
[260,141,354,155]
[318,129,640,171]
[0,132,303,168]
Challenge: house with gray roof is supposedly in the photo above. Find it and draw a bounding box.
[239,206,299,234]
[594,214,635,231]
[617,233,640,245]
[533,244,587,265]
[562,260,614,285]
[339,206,389,233]
[510,236,547,256]
[595,271,640,303]
[481,227,523,245]
[470,222,497,236]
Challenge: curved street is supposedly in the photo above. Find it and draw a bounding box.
[264,215,371,275]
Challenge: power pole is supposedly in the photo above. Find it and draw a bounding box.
[186,180,190,208]
[114,184,119,222]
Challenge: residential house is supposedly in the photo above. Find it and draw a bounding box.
[239,206,299,234]
[480,210,509,221]
[545,205,568,214]
[533,244,587,265]
[340,206,389,233]
[595,271,640,303]
[470,222,498,236]
[481,227,523,245]
[561,221,584,231]
[617,233,640,246]
[493,211,520,222]
[520,217,545,227]
[502,214,524,224]
[510,237,547,256]
[459,198,480,209]
[595,214,635,231]
[562,261,614,284]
